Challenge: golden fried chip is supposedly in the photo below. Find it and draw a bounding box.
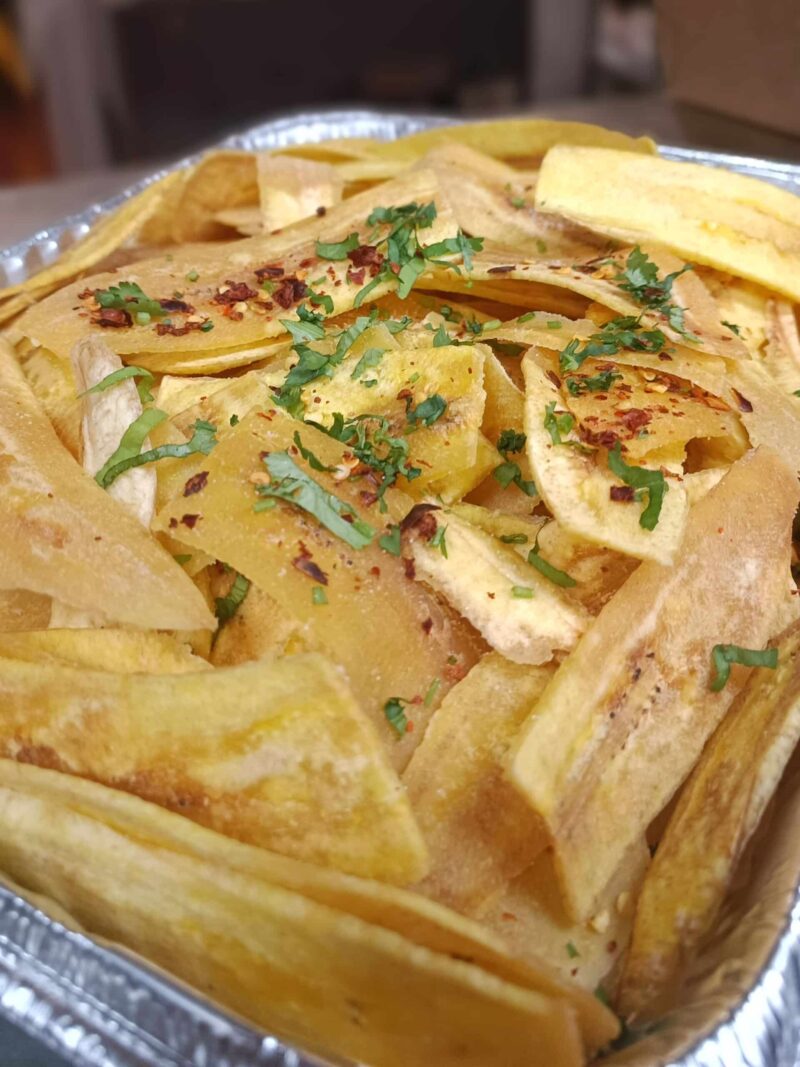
[535,146,800,300]
[619,620,800,1018]
[0,628,208,673]
[153,410,484,767]
[404,653,552,914]
[0,339,212,631]
[257,154,343,232]
[0,651,428,883]
[508,448,798,920]
[0,758,617,1053]
[0,764,585,1067]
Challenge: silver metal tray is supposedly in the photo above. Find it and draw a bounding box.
[2,109,800,1067]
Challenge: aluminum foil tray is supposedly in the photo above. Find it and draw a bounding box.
[2,109,800,1067]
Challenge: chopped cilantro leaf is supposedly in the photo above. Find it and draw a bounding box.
[722,320,741,336]
[430,524,448,558]
[94,281,165,319]
[424,678,441,707]
[293,431,334,472]
[511,586,534,599]
[566,942,580,960]
[560,316,666,374]
[313,412,420,510]
[518,312,536,323]
[383,697,410,737]
[81,364,155,405]
[255,451,375,550]
[312,585,328,605]
[543,402,575,445]
[351,346,386,380]
[215,572,251,625]
[96,413,218,489]
[565,368,622,396]
[281,302,326,344]
[710,644,778,691]
[432,323,450,347]
[407,394,447,427]
[528,542,577,588]
[315,232,360,260]
[497,429,526,456]
[607,443,667,530]
[499,533,528,544]
[307,289,334,314]
[379,524,403,556]
[386,315,413,334]
[173,553,192,565]
[610,246,695,338]
[229,414,240,427]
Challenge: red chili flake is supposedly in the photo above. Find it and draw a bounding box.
[610,485,636,503]
[487,592,496,599]
[168,517,178,529]
[487,265,515,274]
[403,557,416,580]
[180,514,200,528]
[347,267,366,286]
[272,276,308,309]
[316,206,327,217]
[156,320,205,337]
[348,244,384,270]
[254,264,285,281]
[292,543,329,585]
[658,352,673,361]
[546,370,561,389]
[370,566,381,577]
[359,490,379,507]
[607,941,618,954]
[158,297,194,313]
[501,912,517,923]
[579,427,619,448]
[96,307,132,328]
[617,408,651,433]
[221,306,243,322]
[213,280,257,305]
[183,471,209,497]
[400,503,440,540]
[421,617,433,634]
[77,287,95,300]
[396,387,413,403]
[299,257,315,269]
[732,388,753,413]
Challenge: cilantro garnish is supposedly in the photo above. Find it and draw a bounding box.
[254,450,375,550]
[566,942,580,960]
[379,524,403,556]
[274,309,378,417]
[511,586,534,599]
[293,431,333,472]
[607,442,667,530]
[430,524,448,558]
[424,678,441,706]
[492,429,536,497]
[543,402,576,445]
[710,644,778,691]
[315,412,421,510]
[383,697,410,737]
[432,323,450,347]
[315,232,360,260]
[560,316,666,374]
[308,290,334,314]
[351,347,386,381]
[312,585,328,605]
[385,316,413,334]
[81,364,155,404]
[527,541,576,588]
[609,247,694,337]
[352,201,482,308]
[94,281,165,319]
[96,414,218,489]
[499,533,528,544]
[565,368,622,396]
[214,572,251,625]
[722,320,741,336]
[407,394,447,427]
[280,302,326,344]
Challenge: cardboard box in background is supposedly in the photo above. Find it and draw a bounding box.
[657,0,800,138]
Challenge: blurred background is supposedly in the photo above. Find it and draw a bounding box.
[1,0,799,246]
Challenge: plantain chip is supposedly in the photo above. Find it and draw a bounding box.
[404,652,552,915]
[508,447,799,920]
[535,146,800,301]
[152,410,484,767]
[257,153,343,232]
[0,339,212,631]
[0,651,428,883]
[619,619,800,1018]
[0,628,208,673]
[0,761,586,1067]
